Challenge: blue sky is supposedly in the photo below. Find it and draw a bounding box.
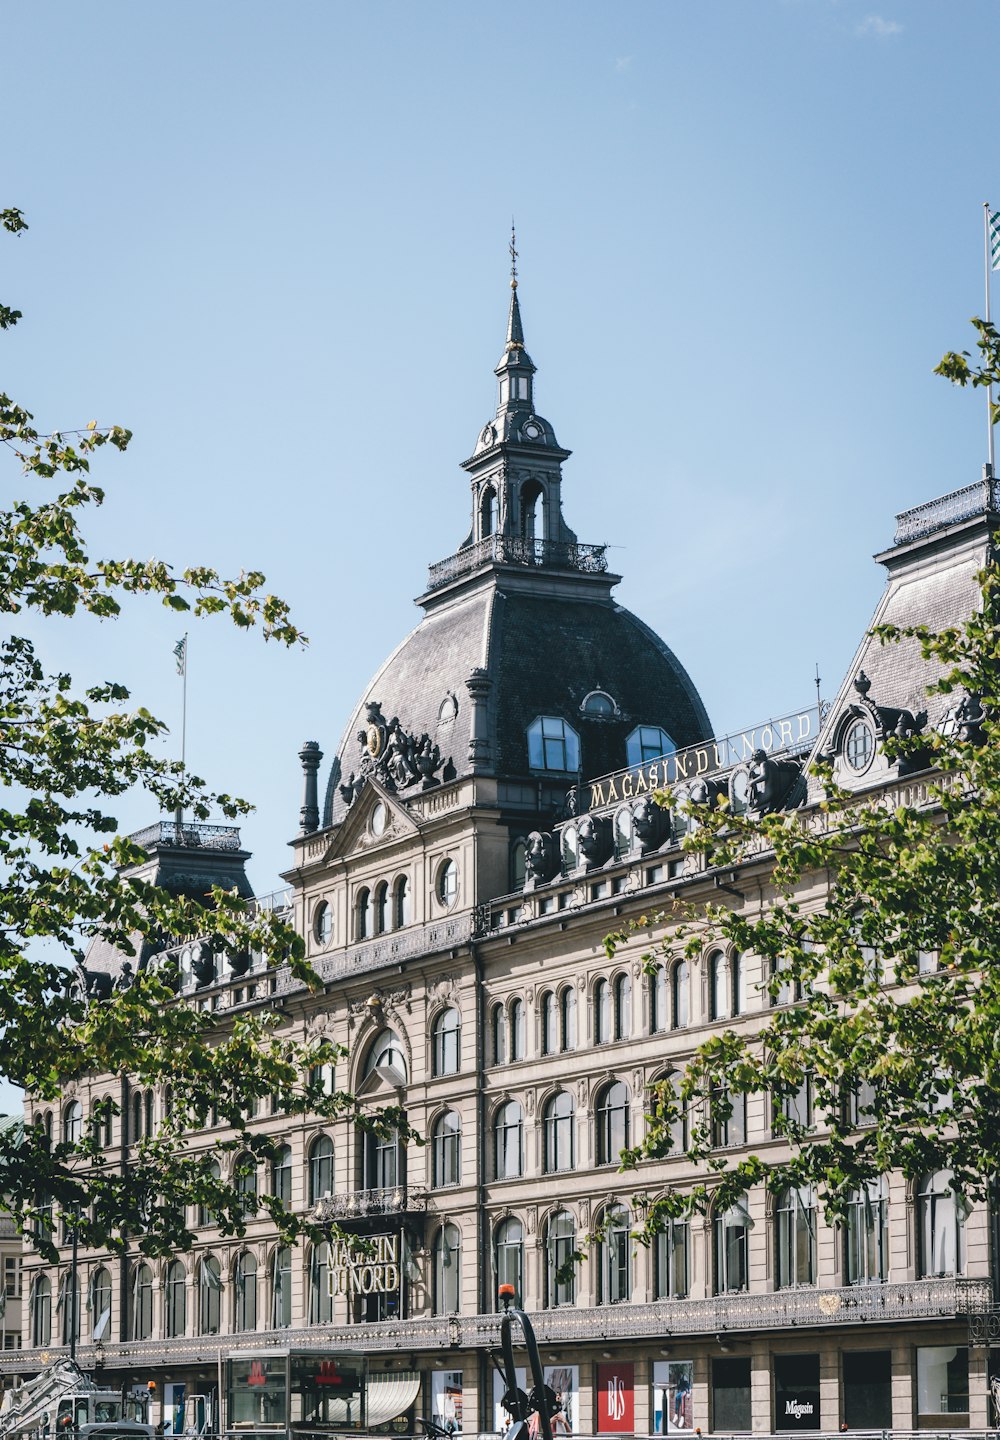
[2,1,997,1107]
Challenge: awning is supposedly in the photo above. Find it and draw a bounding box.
[366,1373,421,1428]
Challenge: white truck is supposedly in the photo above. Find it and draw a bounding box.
[0,1360,154,1440]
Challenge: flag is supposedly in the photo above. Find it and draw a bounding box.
[991,209,1000,271]
[173,636,187,676]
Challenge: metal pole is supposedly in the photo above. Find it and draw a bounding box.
[984,202,995,478]
[69,1223,79,1362]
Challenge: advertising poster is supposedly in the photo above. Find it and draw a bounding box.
[493,1366,579,1434]
[653,1361,693,1434]
[431,1371,463,1435]
[597,1363,634,1434]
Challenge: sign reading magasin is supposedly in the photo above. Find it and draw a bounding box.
[329,1235,400,1298]
[587,706,820,812]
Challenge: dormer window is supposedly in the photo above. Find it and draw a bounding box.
[626,725,676,768]
[844,718,875,773]
[582,689,617,719]
[527,716,580,773]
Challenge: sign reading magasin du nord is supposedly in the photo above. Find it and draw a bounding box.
[587,706,820,812]
[329,1234,400,1298]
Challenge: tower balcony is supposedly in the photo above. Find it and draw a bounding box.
[426,536,608,592]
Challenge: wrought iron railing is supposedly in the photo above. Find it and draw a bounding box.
[894,476,1000,545]
[6,1277,988,1376]
[426,536,608,590]
[313,1186,428,1221]
[129,821,243,853]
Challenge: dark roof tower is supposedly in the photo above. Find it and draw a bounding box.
[320,253,711,836]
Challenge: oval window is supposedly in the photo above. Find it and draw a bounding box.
[313,901,333,946]
[438,860,459,908]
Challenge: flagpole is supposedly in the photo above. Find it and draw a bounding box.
[174,634,188,832]
[985,202,995,479]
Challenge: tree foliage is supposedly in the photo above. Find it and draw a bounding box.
[611,319,1000,1239]
[1,209,393,1262]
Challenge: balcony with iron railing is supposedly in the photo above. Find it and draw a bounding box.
[5,1276,989,1377]
[313,1186,428,1222]
[426,536,609,591]
[129,820,244,853]
[894,475,1000,546]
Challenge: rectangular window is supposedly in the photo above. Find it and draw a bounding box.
[4,1257,21,1297]
[916,1345,969,1419]
[774,1354,820,1431]
[843,1351,892,1430]
[711,1358,751,1433]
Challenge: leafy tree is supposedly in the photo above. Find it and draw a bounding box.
[611,325,1000,1238]
[1,209,398,1262]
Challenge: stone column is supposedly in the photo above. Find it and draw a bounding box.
[298,740,323,834]
[466,669,493,772]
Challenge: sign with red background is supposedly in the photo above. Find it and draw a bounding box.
[597,1363,634,1433]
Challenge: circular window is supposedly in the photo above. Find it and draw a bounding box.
[581,689,616,718]
[437,859,459,908]
[371,801,388,837]
[313,901,333,946]
[844,719,875,773]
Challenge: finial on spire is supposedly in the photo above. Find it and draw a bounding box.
[509,218,518,290]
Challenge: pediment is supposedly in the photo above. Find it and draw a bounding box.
[319,778,419,863]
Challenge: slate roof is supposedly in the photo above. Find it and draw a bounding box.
[322,574,711,828]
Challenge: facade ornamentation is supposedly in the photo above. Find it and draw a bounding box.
[339,702,449,806]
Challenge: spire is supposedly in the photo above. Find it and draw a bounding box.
[495,221,535,410]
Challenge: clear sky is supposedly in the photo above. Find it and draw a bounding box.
[2,1,997,1110]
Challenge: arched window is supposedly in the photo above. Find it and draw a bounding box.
[309,1241,332,1324]
[235,1155,258,1217]
[541,991,557,1055]
[562,824,579,872]
[271,1246,292,1328]
[712,1086,747,1149]
[32,1275,51,1347]
[512,838,528,890]
[374,881,389,935]
[543,1091,575,1174]
[582,689,617,718]
[596,1206,632,1305]
[145,1090,154,1137]
[651,1073,688,1156]
[234,1252,257,1332]
[313,900,333,947]
[509,998,526,1061]
[671,960,689,1029]
[432,1112,461,1188]
[596,1081,631,1166]
[309,1135,335,1205]
[98,1097,114,1149]
[709,951,729,1020]
[394,875,411,928]
[494,1217,524,1306]
[520,480,544,544]
[492,1003,508,1066]
[270,1145,292,1207]
[713,1202,752,1294]
[650,966,668,1034]
[845,1177,889,1284]
[364,1029,407,1085]
[918,1170,966,1276]
[527,716,580,773]
[432,1007,461,1076]
[198,1256,221,1335]
[775,1186,816,1288]
[164,1260,186,1339]
[62,1273,80,1348]
[775,1075,813,1133]
[63,1100,82,1145]
[654,1218,689,1299]
[594,978,611,1045]
[356,887,372,941]
[614,974,631,1040]
[732,952,746,1014]
[197,1159,221,1227]
[494,1101,523,1180]
[90,1266,113,1343]
[130,1261,153,1336]
[545,1211,577,1308]
[560,986,577,1051]
[437,860,459,908]
[614,807,635,858]
[433,1223,462,1314]
[481,485,499,538]
[626,725,676,768]
[131,1092,143,1144]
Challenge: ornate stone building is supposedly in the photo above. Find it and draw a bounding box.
[8,276,1000,1437]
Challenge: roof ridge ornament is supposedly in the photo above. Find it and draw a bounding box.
[509,217,518,291]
